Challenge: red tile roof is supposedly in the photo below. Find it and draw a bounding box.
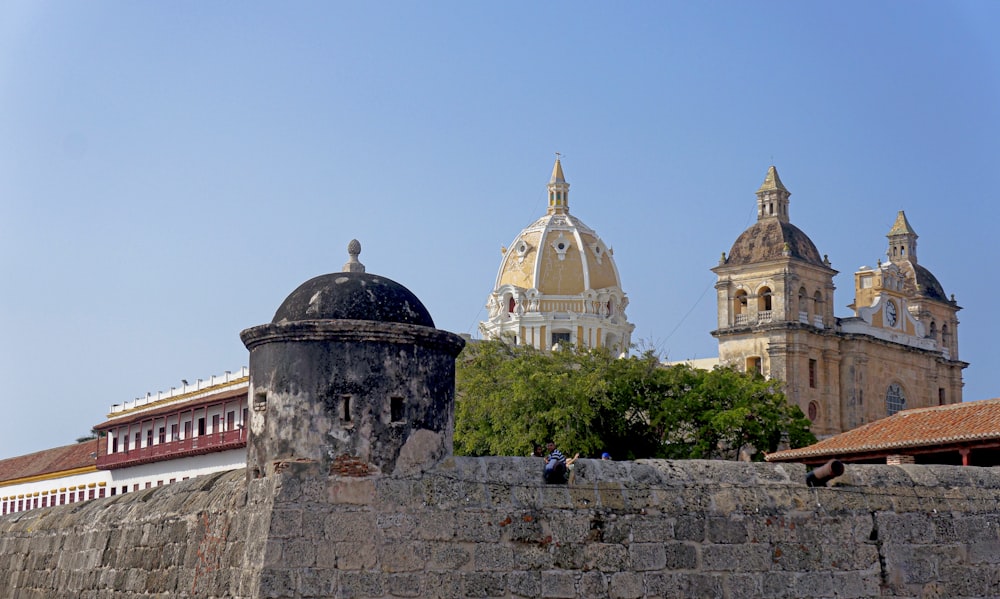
[0,439,99,485]
[767,398,1000,462]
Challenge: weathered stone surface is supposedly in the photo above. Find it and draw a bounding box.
[3,460,1000,597]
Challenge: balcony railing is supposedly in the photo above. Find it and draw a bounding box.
[97,428,247,469]
[734,311,772,326]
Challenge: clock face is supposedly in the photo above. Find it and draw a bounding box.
[886,300,897,326]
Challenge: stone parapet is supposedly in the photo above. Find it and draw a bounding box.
[2,459,1000,597]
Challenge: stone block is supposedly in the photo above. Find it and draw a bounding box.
[282,538,317,568]
[969,539,1000,564]
[585,542,629,572]
[386,572,423,598]
[770,542,820,572]
[258,568,296,599]
[546,510,594,543]
[578,571,608,598]
[724,573,762,599]
[380,541,430,572]
[629,515,674,543]
[597,483,627,510]
[760,571,797,598]
[674,515,705,542]
[701,543,770,572]
[551,543,585,570]
[334,541,377,570]
[327,478,375,505]
[422,571,464,599]
[874,512,935,544]
[423,477,486,510]
[936,564,990,597]
[375,478,422,509]
[629,543,666,571]
[706,516,748,544]
[462,571,507,597]
[820,541,879,571]
[337,571,386,598]
[609,571,644,599]
[475,542,515,571]
[508,570,542,598]
[323,511,377,543]
[427,542,472,570]
[539,486,574,509]
[499,511,545,543]
[512,542,555,570]
[541,570,577,598]
[453,510,502,542]
[663,542,698,570]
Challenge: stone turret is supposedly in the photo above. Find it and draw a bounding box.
[239,240,465,481]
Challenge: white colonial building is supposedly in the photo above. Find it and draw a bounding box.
[0,368,249,515]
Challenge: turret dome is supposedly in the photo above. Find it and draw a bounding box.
[271,240,434,327]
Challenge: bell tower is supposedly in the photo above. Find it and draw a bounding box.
[712,166,839,434]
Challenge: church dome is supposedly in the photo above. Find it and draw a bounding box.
[722,166,826,268]
[482,158,633,351]
[271,240,434,327]
[494,210,622,295]
[908,263,947,302]
[884,212,949,303]
[725,219,825,267]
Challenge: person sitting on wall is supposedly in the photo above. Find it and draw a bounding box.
[543,442,579,484]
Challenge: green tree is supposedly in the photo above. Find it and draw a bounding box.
[454,340,815,460]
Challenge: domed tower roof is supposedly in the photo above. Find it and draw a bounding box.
[271,240,435,327]
[722,166,827,268]
[482,157,633,351]
[885,211,948,302]
[493,158,623,295]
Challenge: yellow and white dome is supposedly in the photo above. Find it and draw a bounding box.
[481,158,633,351]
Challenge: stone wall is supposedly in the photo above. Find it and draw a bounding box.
[2,459,999,598]
[0,469,272,599]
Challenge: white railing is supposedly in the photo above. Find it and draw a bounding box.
[758,310,773,323]
[799,311,810,324]
[110,367,249,414]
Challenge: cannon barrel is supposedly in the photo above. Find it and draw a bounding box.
[805,459,844,487]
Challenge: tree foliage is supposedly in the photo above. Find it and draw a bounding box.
[454,340,815,460]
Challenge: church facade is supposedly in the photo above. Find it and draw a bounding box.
[480,157,634,352]
[712,166,966,436]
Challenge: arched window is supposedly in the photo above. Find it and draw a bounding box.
[734,290,748,315]
[507,296,516,313]
[929,321,937,341]
[886,383,906,416]
[758,287,772,312]
[798,287,808,314]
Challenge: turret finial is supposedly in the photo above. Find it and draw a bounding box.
[342,239,365,273]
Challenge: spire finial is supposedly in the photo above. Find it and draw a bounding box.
[547,155,570,214]
[342,239,365,273]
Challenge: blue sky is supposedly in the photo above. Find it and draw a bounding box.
[1,2,997,458]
